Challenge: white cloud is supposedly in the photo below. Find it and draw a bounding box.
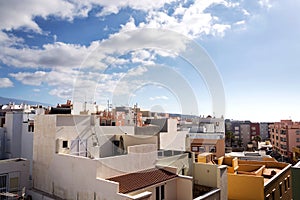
[136,0,232,38]
[258,0,273,9]
[10,71,47,86]
[49,88,73,99]
[235,20,246,25]
[127,66,148,76]
[0,78,14,88]
[33,88,40,92]
[1,42,93,69]
[149,96,169,100]
[95,0,177,17]
[130,49,155,65]
[0,0,75,32]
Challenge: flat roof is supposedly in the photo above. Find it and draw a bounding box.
[107,168,177,193]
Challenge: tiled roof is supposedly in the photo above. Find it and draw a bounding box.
[107,168,177,193]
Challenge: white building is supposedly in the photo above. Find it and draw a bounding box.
[32,114,193,199]
[0,158,30,198]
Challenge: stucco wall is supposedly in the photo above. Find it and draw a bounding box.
[33,115,158,199]
[176,176,193,200]
[228,173,264,200]
[193,163,218,188]
[0,158,30,195]
[160,130,188,151]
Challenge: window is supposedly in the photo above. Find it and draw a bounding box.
[279,182,282,198]
[191,146,198,152]
[70,139,87,157]
[297,138,300,142]
[62,140,68,148]
[9,177,19,192]
[271,188,276,200]
[0,174,7,193]
[280,130,286,135]
[156,185,165,200]
[287,176,290,189]
[209,146,216,153]
[199,146,205,153]
[284,178,287,192]
[280,137,286,142]
[265,194,270,200]
[296,130,300,135]
[28,124,34,132]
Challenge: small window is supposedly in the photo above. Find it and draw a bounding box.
[297,138,300,142]
[272,188,276,200]
[284,178,287,191]
[0,174,7,193]
[279,182,282,197]
[265,193,270,200]
[9,177,19,192]
[287,176,290,189]
[191,146,198,152]
[62,140,68,148]
[28,124,34,132]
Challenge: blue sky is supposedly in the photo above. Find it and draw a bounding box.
[0,0,299,122]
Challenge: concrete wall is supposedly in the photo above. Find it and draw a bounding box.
[240,124,250,148]
[135,125,160,136]
[97,126,135,135]
[33,115,158,199]
[160,131,188,151]
[217,166,228,200]
[0,158,30,196]
[21,122,33,179]
[5,112,23,158]
[292,161,300,200]
[128,176,193,200]
[156,153,191,175]
[176,176,193,200]
[97,144,157,178]
[228,174,264,200]
[193,163,218,188]
[0,127,5,159]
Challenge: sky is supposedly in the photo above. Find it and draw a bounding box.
[0,0,300,122]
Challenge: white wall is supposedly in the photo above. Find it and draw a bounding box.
[0,158,30,195]
[193,163,218,187]
[33,115,158,200]
[5,112,23,158]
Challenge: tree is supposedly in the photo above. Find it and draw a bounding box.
[225,131,234,147]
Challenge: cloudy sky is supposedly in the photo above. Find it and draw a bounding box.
[0,0,299,122]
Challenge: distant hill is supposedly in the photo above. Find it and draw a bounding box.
[0,96,51,106]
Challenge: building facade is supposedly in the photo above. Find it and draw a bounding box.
[269,120,300,160]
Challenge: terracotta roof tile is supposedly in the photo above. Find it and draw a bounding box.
[107,168,177,193]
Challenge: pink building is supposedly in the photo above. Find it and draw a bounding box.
[269,120,300,159]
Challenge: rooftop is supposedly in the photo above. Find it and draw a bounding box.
[107,168,177,193]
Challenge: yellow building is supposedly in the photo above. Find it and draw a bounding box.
[218,157,292,200]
